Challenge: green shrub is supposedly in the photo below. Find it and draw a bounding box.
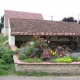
[27,45,35,55]
[0,34,8,44]
[2,49,14,64]
[2,53,13,63]
[19,53,27,60]
[0,64,9,70]
[78,58,80,62]
[55,56,72,63]
[0,64,15,75]
[0,59,5,64]
[0,45,5,58]
[69,55,79,62]
[0,69,9,75]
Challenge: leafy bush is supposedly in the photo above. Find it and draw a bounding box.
[0,64,9,70]
[2,53,13,64]
[18,37,50,60]
[0,45,14,64]
[0,59,5,64]
[55,56,72,63]
[78,58,80,62]
[0,34,8,44]
[0,69,9,75]
[42,49,50,61]
[19,53,27,60]
[0,64,15,75]
[0,45,5,58]
[69,55,79,62]
[0,35,16,75]
[27,44,35,55]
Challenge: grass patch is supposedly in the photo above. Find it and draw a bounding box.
[0,69,9,76]
[15,71,80,76]
[15,71,48,76]
[22,58,42,63]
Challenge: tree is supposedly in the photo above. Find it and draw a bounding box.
[0,15,4,33]
[62,17,77,22]
[1,15,4,24]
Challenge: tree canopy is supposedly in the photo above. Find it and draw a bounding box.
[0,15,4,28]
[0,15,4,33]
[62,17,77,23]
[1,15,4,24]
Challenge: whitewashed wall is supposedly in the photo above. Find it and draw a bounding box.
[4,27,9,36]
[4,15,9,36]
[1,28,4,34]
[8,19,15,46]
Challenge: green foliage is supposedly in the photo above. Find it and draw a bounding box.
[0,44,15,64]
[0,59,5,64]
[27,44,35,55]
[0,69,9,75]
[0,23,3,28]
[78,58,80,62]
[55,56,72,63]
[69,55,79,62]
[0,64,15,75]
[19,53,27,60]
[19,37,49,61]
[23,58,42,63]
[0,34,15,75]
[34,37,48,49]
[62,16,77,22]
[0,34,8,44]
[15,71,47,76]
[2,53,13,63]
[0,45,5,58]
[1,15,4,25]
[0,15,4,30]
[0,64,10,70]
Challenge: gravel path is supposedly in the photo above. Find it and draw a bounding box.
[0,76,80,80]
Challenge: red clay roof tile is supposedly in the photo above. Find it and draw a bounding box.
[4,10,43,27]
[10,18,80,36]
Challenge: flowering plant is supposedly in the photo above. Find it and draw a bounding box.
[50,50,56,56]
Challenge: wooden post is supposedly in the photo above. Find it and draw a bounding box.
[71,37,73,50]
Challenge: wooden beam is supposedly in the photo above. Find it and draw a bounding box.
[47,36,52,41]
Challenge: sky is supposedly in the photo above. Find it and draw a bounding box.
[0,0,80,21]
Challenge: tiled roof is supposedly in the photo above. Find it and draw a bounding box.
[4,10,43,27]
[10,18,80,36]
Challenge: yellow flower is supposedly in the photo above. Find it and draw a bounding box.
[52,52,55,55]
[54,52,56,54]
[50,50,56,56]
[52,52,56,55]
[50,50,53,54]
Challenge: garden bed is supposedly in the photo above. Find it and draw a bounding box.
[13,55,80,74]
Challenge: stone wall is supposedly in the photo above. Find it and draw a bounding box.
[13,55,80,74]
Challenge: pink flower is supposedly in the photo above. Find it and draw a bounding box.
[48,41,50,43]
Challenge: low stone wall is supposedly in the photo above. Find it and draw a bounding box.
[13,55,80,74]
